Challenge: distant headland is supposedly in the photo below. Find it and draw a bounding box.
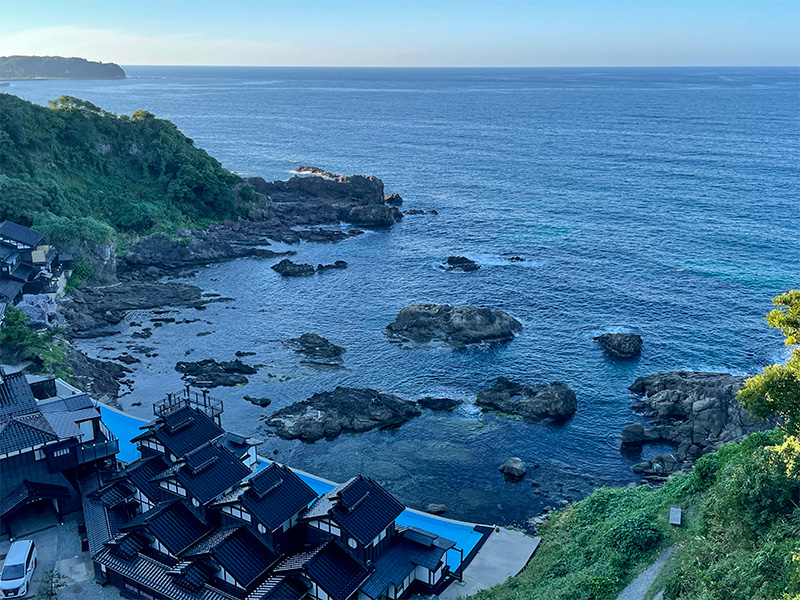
[0,55,126,80]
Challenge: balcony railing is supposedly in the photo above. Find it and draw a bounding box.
[154,386,224,421]
[77,438,119,464]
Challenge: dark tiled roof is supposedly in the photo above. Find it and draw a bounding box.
[218,463,316,532]
[94,548,237,600]
[303,475,404,546]
[275,542,371,600]
[0,415,59,454]
[0,479,71,517]
[184,527,279,589]
[107,532,146,560]
[0,371,39,419]
[359,531,453,598]
[115,455,171,502]
[133,406,225,457]
[246,576,310,600]
[0,278,24,302]
[165,443,251,504]
[400,526,456,552]
[0,221,43,247]
[122,501,211,556]
[167,560,215,593]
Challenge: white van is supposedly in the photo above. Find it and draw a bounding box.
[0,540,37,598]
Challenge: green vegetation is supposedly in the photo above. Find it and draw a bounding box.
[35,569,68,600]
[475,291,800,600]
[0,305,57,363]
[65,261,94,292]
[0,55,125,80]
[0,92,261,243]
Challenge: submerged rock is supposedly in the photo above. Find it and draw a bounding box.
[418,396,462,411]
[426,503,447,515]
[387,303,522,347]
[499,457,528,480]
[264,386,421,442]
[476,376,577,423]
[594,333,643,358]
[286,333,346,360]
[625,371,770,480]
[175,358,258,387]
[317,260,348,272]
[244,395,272,407]
[444,256,479,272]
[271,258,315,277]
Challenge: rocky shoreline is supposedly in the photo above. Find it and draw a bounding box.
[619,371,772,481]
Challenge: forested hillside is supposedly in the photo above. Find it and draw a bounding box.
[0,93,261,243]
[0,55,125,79]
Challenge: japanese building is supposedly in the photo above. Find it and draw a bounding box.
[0,368,119,536]
[83,388,456,600]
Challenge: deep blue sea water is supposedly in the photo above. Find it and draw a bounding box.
[8,67,800,525]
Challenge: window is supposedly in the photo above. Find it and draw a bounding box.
[159,481,186,497]
[34,449,45,461]
[348,537,358,549]
[54,448,70,457]
[257,523,267,534]
[372,527,388,547]
[191,498,200,507]
[221,505,251,522]
[310,519,341,537]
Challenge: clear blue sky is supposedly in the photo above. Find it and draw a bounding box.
[1,0,798,67]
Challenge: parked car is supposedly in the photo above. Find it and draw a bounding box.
[0,540,37,598]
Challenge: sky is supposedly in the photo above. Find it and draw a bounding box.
[0,0,798,67]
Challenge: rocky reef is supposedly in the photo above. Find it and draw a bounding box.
[386,303,522,347]
[286,333,346,365]
[476,376,578,423]
[594,332,643,358]
[622,371,771,480]
[442,256,480,272]
[418,396,461,411]
[175,358,258,387]
[264,387,421,442]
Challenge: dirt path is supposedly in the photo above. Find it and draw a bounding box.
[616,546,675,600]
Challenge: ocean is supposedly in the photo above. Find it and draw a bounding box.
[8,66,799,525]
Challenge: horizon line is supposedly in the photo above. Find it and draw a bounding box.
[120,64,800,69]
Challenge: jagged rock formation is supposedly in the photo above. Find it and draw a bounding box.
[622,371,771,480]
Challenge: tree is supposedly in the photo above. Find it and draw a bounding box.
[47,96,101,113]
[738,291,800,434]
[35,569,68,600]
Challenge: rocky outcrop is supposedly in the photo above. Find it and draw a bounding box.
[175,359,258,387]
[384,193,403,206]
[123,230,291,272]
[18,294,61,329]
[623,371,770,480]
[65,347,131,398]
[264,387,421,442]
[60,282,205,338]
[286,333,345,361]
[247,173,403,229]
[499,457,527,480]
[297,229,363,243]
[418,397,461,411]
[271,259,315,277]
[294,166,341,178]
[476,377,577,423]
[594,333,643,358]
[443,256,479,272]
[387,304,522,347]
[316,261,348,272]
